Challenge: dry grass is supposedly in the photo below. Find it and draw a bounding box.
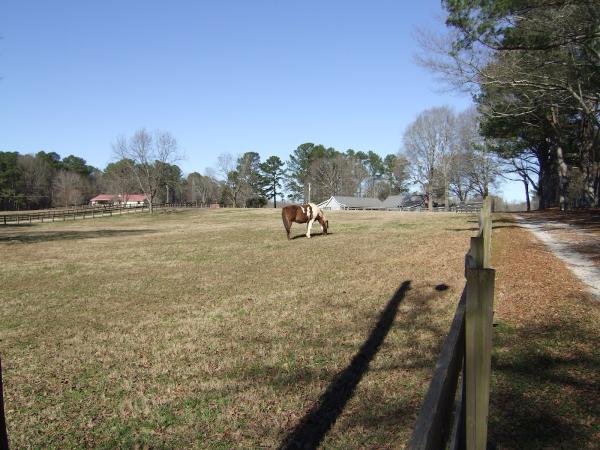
[490,215,600,449]
[0,209,474,448]
[3,210,597,448]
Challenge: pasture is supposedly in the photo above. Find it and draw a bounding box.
[1,208,598,448]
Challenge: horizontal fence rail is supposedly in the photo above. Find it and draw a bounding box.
[408,197,495,450]
[0,203,204,225]
[407,290,466,450]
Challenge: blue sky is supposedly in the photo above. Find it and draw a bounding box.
[0,0,523,201]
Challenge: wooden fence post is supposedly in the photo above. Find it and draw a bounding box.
[465,267,495,450]
[0,357,9,449]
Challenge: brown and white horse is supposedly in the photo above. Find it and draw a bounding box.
[281,203,329,240]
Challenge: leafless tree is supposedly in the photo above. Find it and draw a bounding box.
[216,153,236,181]
[53,170,86,207]
[456,109,501,199]
[403,106,456,210]
[306,154,368,202]
[112,128,181,213]
[501,153,540,212]
[18,154,54,206]
[187,172,221,205]
[448,151,474,203]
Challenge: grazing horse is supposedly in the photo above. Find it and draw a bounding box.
[281,203,329,240]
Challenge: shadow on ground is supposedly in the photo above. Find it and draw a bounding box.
[290,232,330,240]
[490,320,600,449]
[516,209,600,233]
[0,229,158,243]
[278,280,413,449]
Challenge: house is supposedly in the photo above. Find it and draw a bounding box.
[89,194,115,206]
[318,196,382,210]
[89,194,148,207]
[317,194,419,211]
[381,195,406,209]
[120,194,148,207]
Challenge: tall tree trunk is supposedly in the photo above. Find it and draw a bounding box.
[593,162,600,207]
[556,144,569,211]
[273,180,277,208]
[444,179,449,211]
[550,107,569,211]
[523,179,531,211]
[427,188,433,211]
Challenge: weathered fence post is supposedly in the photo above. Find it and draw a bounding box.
[0,357,9,449]
[465,267,495,450]
[464,195,495,450]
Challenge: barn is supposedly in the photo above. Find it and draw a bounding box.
[318,195,407,211]
[89,194,149,207]
[90,194,115,206]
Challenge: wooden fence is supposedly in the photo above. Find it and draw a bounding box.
[0,203,202,226]
[407,197,495,450]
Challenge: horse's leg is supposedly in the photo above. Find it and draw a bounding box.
[306,218,315,238]
[317,216,325,234]
[282,211,292,239]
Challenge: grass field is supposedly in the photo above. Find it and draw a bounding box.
[1,208,598,448]
[0,209,474,448]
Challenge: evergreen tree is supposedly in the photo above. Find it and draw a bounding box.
[259,156,286,208]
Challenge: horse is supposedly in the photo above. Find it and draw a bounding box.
[281,203,329,240]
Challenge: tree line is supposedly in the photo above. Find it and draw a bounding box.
[1,114,502,212]
[420,0,600,210]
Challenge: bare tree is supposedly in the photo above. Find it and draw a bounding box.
[403,106,456,210]
[187,172,221,206]
[18,154,54,207]
[456,108,501,199]
[53,170,86,207]
[112,128,181,213]
[501,153,540,212]
[448,151,474,202]
[216,153,236,180]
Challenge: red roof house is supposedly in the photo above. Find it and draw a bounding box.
[90,194,148,206]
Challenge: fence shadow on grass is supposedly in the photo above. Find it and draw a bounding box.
[278,280,411,450]
[0,228,158,244]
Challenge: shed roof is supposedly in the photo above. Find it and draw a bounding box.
[90,194,115,202]
[332,196,383,208]
[122,194,148,202]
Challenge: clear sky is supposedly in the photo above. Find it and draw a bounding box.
[0,0,523,201]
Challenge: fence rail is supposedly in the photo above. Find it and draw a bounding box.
[407,197,495,450]
[0,203,203,226]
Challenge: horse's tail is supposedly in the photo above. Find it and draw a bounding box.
[281,207,292,239]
